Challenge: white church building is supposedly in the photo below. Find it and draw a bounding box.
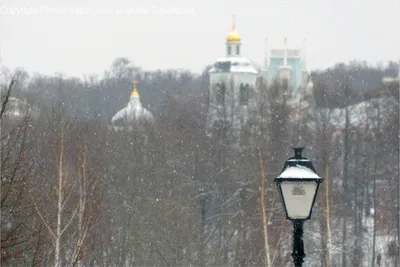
[111,80,153,131]
[206,16,259,140]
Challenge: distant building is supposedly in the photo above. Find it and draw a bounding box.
[0,96,39,120]
[206,16,258,140]
[382,67,400,90]
[111,81,153,131]
[263,38,309,91]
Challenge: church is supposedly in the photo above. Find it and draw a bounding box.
[206,16,258,140]
[110,16,312,136]
[110,80,153,131]
[263,38,309,91]
[206,16,312,139]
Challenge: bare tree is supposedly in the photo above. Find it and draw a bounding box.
[1,80,45,266]
[29,119,102,267]
[31,122,77,267]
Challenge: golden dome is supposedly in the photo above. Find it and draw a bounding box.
[227,29,241,43]
[131,80,139,97]
[226,15,241,43]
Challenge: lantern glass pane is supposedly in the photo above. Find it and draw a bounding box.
[281,181,317,219]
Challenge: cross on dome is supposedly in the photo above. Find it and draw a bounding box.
[226,14,241,43]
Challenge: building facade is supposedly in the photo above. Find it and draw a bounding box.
[206,17,259,141]
[263,38,309,91]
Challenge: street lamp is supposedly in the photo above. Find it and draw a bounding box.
[274,147,323,267]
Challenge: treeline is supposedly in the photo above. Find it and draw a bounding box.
[0,59,399,266]
[1,58,398,120]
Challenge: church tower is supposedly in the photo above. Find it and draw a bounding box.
[225,15,241,57]
[279,37,292,83]
[206,16,258,142]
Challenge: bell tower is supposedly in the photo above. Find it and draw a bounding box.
[226,15,241,57]
[207,16,258,143]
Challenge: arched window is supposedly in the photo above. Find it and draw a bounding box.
[240,83,249,105]
[216,83,225,105]
[236,45,240,55]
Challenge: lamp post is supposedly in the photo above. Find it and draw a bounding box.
[274,147,323,267]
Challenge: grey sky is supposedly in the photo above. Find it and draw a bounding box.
[1,0,399,78]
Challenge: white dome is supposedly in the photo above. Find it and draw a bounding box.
[111,85,153,131]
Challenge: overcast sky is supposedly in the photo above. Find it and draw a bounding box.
[1,0,399,78]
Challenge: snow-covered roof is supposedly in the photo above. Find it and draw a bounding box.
[111,94,153,131]
[209,57,258,74]
[278,165,320,179]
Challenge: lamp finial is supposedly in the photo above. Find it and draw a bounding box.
[293,147,304,159]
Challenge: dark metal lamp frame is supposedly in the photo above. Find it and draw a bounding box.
[274,148,323,267]
[275,178,323,221]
